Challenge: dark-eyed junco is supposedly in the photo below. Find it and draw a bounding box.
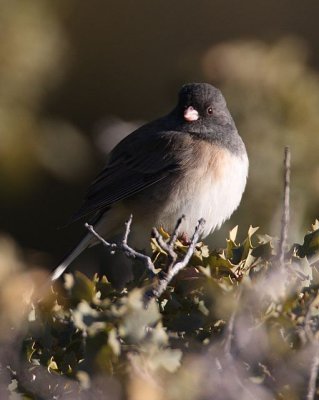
[51,83,248,281]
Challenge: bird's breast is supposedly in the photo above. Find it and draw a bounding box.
[156,143,249,238]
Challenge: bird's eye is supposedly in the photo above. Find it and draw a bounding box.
[207,107,213,115]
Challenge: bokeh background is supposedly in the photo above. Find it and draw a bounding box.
[1,0,319,272]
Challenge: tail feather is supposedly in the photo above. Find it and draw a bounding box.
[51,208,125,281]
[51,234,93,281]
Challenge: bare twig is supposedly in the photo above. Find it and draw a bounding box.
[85,215,157,274]
[278,146,291,268]
[307,346,319,400]
[151,215,185,268]
[168,215,185,247]
[152,228,177,264]
[85,223,113,248]
[122,214,132,244]
[224,286,243,358]
[152,218,206,298]
[86,216,206,300]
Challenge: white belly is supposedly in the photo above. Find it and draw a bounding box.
[156,151,248,238]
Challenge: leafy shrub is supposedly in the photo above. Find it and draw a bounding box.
[5,220,319,399]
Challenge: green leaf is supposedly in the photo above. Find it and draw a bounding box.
[117,290,160,342]
[68,271,96,303]
[72,301,107,335]
[47,357,59,373]
[229,225,238,242]
[297,228,319,258]
[148,348,182,373]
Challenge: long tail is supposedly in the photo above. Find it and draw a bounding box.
[51,233,93,281]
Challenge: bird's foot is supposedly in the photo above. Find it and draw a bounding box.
[179,232,191,246]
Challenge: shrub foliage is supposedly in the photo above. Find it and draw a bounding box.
[5,221,319,399]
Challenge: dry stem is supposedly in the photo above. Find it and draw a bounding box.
[279,146,291,268]
[86,216,206,300]
[151,218,205,298]
[85,215,157,275]
[85,215,205,299]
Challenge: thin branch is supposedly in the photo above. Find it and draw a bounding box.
[151,215,190,278]
[85,223,113,248]
[86,216,206,300]
[122,214,133,244]
[152,218,206,298]
[279,146,291,268]
[224,286,243,358]
[168,215,185,247]
[152,228,177,263]
[151,215,185,269]
[85,216,157,274]
[307,346,319,400]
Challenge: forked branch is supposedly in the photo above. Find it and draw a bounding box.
[85,215,206,299]
[85,215,157,274]
[151,218,205,298]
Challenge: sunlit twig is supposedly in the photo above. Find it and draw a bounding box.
[278,146,291,268]
[86,215,157,275]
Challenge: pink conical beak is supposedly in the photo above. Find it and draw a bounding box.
[184,106,199,122]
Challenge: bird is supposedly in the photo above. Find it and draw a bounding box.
[51,83,248,281]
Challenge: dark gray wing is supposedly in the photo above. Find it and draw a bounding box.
[71,122,181,221]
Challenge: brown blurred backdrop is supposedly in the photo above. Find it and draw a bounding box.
[1,0,319,271]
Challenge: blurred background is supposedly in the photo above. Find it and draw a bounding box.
[1,0,319,272]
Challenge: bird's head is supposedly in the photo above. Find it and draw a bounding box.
[177,82,233,128]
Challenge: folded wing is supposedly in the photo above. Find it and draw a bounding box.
[71,125,180,221]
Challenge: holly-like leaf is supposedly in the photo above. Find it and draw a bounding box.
[297,229,319,258]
